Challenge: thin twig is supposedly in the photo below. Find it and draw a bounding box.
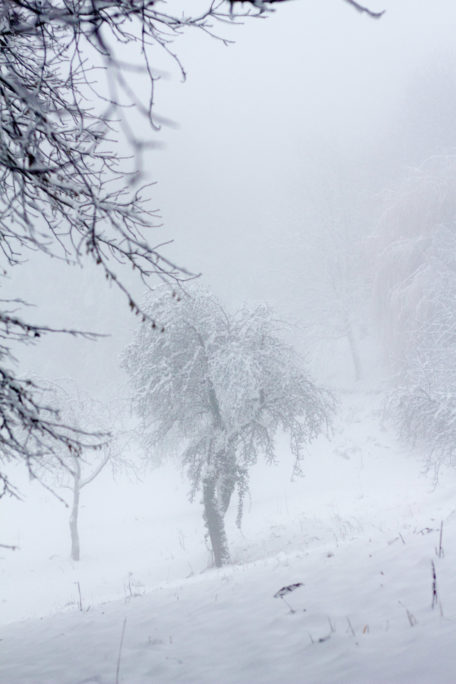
[398,601,417,627]
[436,521,444,558]
[346,617,356,636]
[75,581,83,612]
[115,618,128,684]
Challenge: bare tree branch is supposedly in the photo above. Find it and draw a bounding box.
[342,0,385,18]
[0,0,380,500]
[0,1,268,497]
[228,0,385,18]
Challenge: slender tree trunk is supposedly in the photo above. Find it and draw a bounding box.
[203,474,230,567]
[345,319,362,382]
[201,363,230,566]
[69,461,81,562]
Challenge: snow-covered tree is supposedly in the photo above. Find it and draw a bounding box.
[123,287,334,567]
[295,163,370,382]
[372,157,456,367]
[32,381,130,560]
[373,156,456,471]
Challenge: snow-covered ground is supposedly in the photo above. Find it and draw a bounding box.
[2,389,456,683]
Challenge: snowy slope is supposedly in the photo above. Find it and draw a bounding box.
[1,389,456,683]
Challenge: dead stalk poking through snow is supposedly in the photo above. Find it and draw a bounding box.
[398,601,417,627]
[115,618,128,684]
[274,582,304,613]
[436,521,444,558]
[431,561,439,610]
[346,617,356,636]
[75,581,83,612]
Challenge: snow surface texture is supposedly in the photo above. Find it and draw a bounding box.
[2,391,456,683]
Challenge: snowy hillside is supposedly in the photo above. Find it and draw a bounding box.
[2,389,456,683]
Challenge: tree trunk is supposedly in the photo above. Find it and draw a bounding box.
[345,320,362,382]
[218,474,235,515]
[69,463,81,561]
[203,474,230,567]
[217,448,237,515]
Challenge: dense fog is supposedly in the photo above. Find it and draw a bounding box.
[3,2,456,682]
[7,0,456,396]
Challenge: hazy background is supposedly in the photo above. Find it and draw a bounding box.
[4,0,456,398]
[4,0,456,642]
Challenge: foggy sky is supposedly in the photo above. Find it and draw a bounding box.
[6,0,456,401]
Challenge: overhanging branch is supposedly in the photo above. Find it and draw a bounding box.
[228,0,385,17]
[342,0,385,18]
